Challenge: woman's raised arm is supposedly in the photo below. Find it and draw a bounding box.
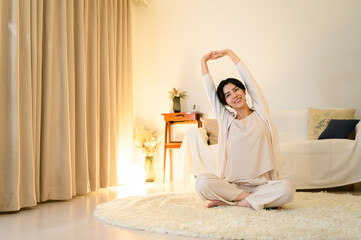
[201,51,214,76]
[201,51,232,123]
[212,49,240,65]
[213,49,269,113]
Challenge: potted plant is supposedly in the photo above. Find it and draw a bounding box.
[168,88,187,113]
[192,104,199,112]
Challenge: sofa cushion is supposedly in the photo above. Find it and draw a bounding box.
[318,119,360,140]
[200,118,219,145]
[307,108,356,140]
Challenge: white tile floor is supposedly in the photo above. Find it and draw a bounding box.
[0,182,209,240]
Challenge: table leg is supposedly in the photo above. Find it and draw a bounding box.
[169,149,173,182]
[163,122,169,182]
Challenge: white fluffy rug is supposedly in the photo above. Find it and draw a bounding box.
[94,192,361,239]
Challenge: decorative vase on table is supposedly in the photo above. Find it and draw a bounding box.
[144,156,155,182]
[173,96,181,113]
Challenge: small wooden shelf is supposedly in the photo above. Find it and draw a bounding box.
[161,112,203,182]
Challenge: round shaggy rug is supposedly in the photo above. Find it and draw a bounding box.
[94,192,361,239]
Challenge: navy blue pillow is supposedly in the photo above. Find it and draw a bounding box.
[318,119,360,140]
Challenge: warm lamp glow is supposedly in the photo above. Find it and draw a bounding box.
[116,136,134,184]
[118,163,146,185]
[116,163,147,198]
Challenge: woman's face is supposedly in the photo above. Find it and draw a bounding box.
[223,83,247,110]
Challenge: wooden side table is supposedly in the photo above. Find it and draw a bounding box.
[161,112,203,182]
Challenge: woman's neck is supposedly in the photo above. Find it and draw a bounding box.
[235,107,253,120]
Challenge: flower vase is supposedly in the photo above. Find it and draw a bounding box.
[173,97,181,113]
[144,156,155,182]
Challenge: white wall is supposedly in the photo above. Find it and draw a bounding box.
[131,0,361,181]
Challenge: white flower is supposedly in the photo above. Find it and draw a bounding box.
[133,126,161,157]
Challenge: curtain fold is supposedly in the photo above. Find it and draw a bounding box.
[0,0,133,212]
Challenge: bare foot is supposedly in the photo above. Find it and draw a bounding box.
[235,199,252,208]
[207,200,227,208]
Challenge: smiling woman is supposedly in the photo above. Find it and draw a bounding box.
[216,78,248,115]
[196,49,295,210]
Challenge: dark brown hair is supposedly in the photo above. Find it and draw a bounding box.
[216,78,246,106]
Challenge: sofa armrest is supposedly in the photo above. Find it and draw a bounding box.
[181,128,217,183]
[187,128,209,145]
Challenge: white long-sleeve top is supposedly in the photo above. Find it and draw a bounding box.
[202,61,281,181]
[225,111,275,181]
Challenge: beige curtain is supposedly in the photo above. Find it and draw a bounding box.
[0,0,133,212]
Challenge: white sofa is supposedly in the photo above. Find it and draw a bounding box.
[180,109,361,189]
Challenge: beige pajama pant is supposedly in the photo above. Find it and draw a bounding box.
[195,172,296,210]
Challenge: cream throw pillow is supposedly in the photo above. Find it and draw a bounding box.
[201,118,219,145]
[307,108,356,140]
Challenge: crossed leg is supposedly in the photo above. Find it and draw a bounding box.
[195,172,295,210]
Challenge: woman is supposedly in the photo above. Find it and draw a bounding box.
[196,49,295,210]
